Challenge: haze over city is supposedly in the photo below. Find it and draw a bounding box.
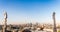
[0,0,60,24]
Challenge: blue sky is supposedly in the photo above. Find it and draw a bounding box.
[0,0,60,24]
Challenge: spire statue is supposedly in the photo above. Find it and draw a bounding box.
[3,11,8,32]
[53,12,57,32]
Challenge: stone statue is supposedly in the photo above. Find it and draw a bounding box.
[53,12,57,32]
[4,11,7,19]
[3,11,8,32]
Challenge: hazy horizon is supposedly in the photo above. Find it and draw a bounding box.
[0,0,60,24]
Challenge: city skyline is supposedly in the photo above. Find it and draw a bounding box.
[0,0,60,24]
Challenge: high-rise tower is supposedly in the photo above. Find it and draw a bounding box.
[53,12,57,32]
[3,11,7,32]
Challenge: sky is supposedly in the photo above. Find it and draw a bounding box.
[0,0,60,24]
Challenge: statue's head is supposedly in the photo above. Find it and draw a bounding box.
[53,12,55,16]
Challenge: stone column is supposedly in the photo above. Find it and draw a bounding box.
[53,12,57,32]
